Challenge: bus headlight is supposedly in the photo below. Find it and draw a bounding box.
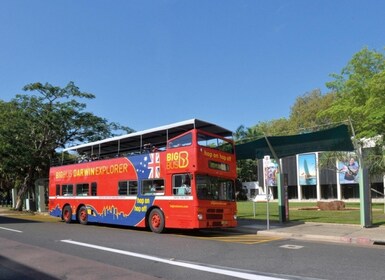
[197,213,203,220]
[234,214,237,220]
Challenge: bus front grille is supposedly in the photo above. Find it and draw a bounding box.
[206,214,223,219]
[206,208,224,220]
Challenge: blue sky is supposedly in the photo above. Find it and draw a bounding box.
[1,1,385,133]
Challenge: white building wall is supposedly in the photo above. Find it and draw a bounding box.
[242,181,262,199]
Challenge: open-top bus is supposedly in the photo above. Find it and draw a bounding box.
[49,119,237,233]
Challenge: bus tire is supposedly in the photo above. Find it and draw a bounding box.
[62,205,72,223]
[148,208,165,233]
[78,206,88,225]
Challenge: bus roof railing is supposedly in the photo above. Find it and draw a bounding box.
[62,119,233,157]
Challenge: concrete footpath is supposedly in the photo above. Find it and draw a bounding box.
[236,218,385,246]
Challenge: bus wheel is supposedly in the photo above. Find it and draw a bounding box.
[148,208,165,233]
[78,206,88,225]
[62,205,72,223]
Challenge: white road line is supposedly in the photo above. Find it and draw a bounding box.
[280,244,304,250]
[61,239,284,280]
[0,226,23,233]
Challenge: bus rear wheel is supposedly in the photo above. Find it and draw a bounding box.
[148,208,165,233]
[78,206,88,225]
[62,205,72,223]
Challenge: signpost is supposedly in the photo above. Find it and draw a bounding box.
[263,155,271,230]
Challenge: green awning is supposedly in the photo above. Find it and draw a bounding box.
[235,124,355,160]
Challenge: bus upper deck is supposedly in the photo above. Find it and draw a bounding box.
[56,118,234,165]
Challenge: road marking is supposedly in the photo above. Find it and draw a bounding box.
[280,244,304,250]
[193,234,282,245]
[0,226,23,233]
[61,239,286,280]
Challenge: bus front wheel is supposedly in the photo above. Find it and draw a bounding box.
[78,206,88,225]
[148,208,165,233]
[62,205,72,223]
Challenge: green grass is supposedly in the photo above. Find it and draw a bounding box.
[237,201,385,226]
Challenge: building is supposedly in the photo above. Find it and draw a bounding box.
[255,152,384,201]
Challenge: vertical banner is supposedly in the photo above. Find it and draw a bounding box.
[298,153,317,185]
[263,157,279,187]
[338,152,359,184]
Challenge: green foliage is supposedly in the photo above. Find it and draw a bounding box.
[362,144,385,174]
[237,47,385,178]
[254,118,293,136]
[237,159,258,182]
[290,89,337,133]
[317,47,385,174]
[0,82,134,209]
[234,124,262,183]
[234,124,264,143]
[321,47,385,139]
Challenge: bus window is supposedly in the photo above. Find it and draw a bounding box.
[168,133,192,148]
[62,184,73,196]
[197,133,233,153]
[196,175,235,201]
[173,174,191,195]
[56,184,60,196]
[142,179,164,195]
[91,182,97,196]
[128,181,138,195]
[118,181,128,195]
[76,183,89,196]
[118,180,138,196]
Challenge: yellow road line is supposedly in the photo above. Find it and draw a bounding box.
[189,234,282,244]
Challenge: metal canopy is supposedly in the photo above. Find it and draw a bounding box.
[64,118,232,157]
[235,124,355,160]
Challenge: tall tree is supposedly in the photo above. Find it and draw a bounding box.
[234,124,266,142]
[320,47,385,138]
[233,125,247,143]
[0,82,133,210]
[254,118,293,136]
[290,89,336,133]
[318,47,385,173]
[233,125,261,183]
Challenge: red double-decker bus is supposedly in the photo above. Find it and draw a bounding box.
[49,119,237,233]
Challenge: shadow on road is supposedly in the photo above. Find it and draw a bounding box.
[0,255,58,280]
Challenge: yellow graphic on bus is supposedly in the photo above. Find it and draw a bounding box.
[55,163,129,179]
[166,151,189,169]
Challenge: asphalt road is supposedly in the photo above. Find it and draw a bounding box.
[1,214,385,280]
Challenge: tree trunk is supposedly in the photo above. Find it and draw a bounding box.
[15,175,30,211]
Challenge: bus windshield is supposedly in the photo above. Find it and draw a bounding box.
[196,175,235,201]
[197,133,233,154]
